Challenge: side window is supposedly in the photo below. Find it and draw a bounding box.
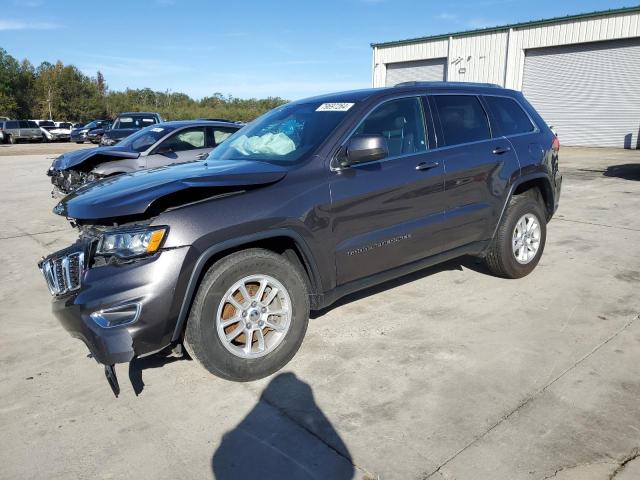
[19,121,31,128]
[160,127,206,152]
[484,96,535,136]
[434,95,491,146]
[213,127,238,145]
[6,121,18,129]
[353,97,427,157]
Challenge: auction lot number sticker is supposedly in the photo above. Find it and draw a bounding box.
[316,103,354,112]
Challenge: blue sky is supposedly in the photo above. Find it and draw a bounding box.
[0,0,633,99]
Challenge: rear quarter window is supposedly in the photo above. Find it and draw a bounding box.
[433,95,491,147]
[484,96,535,136]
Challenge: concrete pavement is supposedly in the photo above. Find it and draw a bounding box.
[0,146,638,479]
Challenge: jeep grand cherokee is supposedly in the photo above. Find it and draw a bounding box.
[39,82,561,395]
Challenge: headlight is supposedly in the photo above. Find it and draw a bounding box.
[80,129,89,134]
[101,137,115,145]
[96,227,167,259]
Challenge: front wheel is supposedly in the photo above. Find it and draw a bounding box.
[484,192,547,278]
[184,248,310,381]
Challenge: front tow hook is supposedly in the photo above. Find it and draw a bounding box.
[104,364,120,397]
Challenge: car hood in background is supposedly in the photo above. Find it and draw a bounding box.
[52,145,140,171]
[54,159,288,220]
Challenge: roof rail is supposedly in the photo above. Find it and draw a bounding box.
[394,81,503,88]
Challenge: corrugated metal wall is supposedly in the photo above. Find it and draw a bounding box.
[385,58,446,86]
[372,9,640,147]
[522,38,640,148]
[373,11,640,90]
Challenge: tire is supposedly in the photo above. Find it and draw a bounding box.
[184,248,310,381]
[75,141,84,144]
[484,190,547,279]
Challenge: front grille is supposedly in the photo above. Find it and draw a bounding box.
[41,251,84,296]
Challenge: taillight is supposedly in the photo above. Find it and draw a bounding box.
[552,135,560,152]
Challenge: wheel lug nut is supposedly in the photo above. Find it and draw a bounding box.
[246,322,252,329]
[251,301,257,307]
[258,321,264,327]
[261,307,267,313]
[241,311,247,317]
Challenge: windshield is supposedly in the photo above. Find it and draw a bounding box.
[113,115,157,130]
[208,101,354,164]
[83,121,98,129]
[117,124,177,152]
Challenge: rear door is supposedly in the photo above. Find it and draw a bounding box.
[145,126,210,168]
[329,96,447,285]
[428,94,519,248]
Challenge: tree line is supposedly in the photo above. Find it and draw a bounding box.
[0,48,287,123]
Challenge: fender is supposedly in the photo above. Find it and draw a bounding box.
[490,172,554,241]
[170,228,323,341]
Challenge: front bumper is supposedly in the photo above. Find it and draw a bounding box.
[70,132,87,142]
[42,245,191,365]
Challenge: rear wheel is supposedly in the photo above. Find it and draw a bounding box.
[184,248,310,381]
[484,191,547,278]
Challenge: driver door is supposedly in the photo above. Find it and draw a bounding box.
[145,126,211,169]
[329,96,447,285]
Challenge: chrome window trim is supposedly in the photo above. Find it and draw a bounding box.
[330,93,431,172]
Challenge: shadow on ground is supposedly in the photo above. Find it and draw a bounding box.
[212,372,355,479]
[312,255,489,318]
[604,164,640,181]
[128,354,184,396]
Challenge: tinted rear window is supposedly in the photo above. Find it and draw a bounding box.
[434,95,491,146]
[6,121,18,128]
[484,96,535,136]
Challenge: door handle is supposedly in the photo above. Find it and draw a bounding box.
[415,161,440,171]
[492,146,511,155]
[196,152,209,160]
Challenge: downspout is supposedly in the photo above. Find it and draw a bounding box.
[447,36,453,81]
[503,28,513,87]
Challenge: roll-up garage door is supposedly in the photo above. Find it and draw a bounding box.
[385,58,446,86]
[522,38,640,148]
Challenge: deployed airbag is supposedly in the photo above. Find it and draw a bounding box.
[231,133,296,156]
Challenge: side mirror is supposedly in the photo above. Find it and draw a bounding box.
[340,135,388,168]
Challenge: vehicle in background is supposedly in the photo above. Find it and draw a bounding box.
[0,120,43,143]
[32,120,68,142]
[48,120,241,194]
[39,83,561,394]
[100,112,163,146]
[70,120,111,144]
[86,121,112,144]
[49,122,73,141]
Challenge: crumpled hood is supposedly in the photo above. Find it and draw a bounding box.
[54,160,288,220]
[52,146,140,171]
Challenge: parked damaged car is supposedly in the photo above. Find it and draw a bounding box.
[100,112,163,146]
[47,120,241,194]
[39,83,561,396]
[71,120,111,144]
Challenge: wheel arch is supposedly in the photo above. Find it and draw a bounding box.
[171,229,322,342]
[491,173,555,241]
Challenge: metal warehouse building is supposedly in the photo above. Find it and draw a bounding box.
[371,6,640,148]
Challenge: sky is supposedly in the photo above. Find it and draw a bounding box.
[0,0,634,100]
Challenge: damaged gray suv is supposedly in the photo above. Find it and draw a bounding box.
[39,83,561,396]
